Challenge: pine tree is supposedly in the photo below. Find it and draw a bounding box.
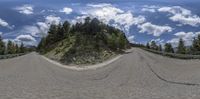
[7,40,15,54]
[197,34,200,51]
[20,43,25,53]
[177,38,186,54]
[158,44,162,51]
[15,44,20,53]
[146,42,150,49]
[62,21,71,38]
[164,43,174,53]
[191,38,198,52]
[150,41,158,50]
[0,36,5,55]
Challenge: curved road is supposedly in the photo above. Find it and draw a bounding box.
[0,48,200,99]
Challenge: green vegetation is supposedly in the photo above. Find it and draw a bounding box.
[37,17,130,65]
[164,43,174,53]
[177,38,186,54]
[0,36,27,55]
[142,34,200,59]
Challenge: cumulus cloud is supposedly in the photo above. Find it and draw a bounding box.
[24,15,61,37]
[151,38,164,44]
[141,5,160,13]
[128,35,135,43]
[158,6,200,26]
[138,22,172,36]
[45,15,61,25]
[0,18,13,29]
[167,31,200,46]
[158,6,191,15]
[142,8,156,13]
[60,7,73,14]
[16,35,36,42]
[0,18,9,27]
[170,14,200,26]
[77,3,145,33]
[13,35,36,46]
[73,3,146,43]
[15,5,34,15]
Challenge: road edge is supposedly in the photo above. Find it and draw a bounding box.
[41,54,123,71]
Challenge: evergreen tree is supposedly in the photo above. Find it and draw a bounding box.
[197,34,200,51]
[191,38,198,52]
[38,17,130,55]
[150,41,158,50]
[20,43,25,53]
[177,38,186,54]
[15,44,20,53]
[146,42,150,49]
[62,21,71,38]
[158,44,162,51]
[164,43,174,53]
[7,40,15,54]
[0,36,5,55]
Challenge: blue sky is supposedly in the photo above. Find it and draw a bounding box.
[0,0,200,46]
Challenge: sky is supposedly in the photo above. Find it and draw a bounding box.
[0,0,200,46]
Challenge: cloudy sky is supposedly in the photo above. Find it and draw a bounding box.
[0,0,200,46]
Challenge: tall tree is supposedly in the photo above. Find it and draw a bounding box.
[164,43,174,53]
[150,41,158,50]
[20,43,25,53]
[146,42,150,49]
[7,40,15,54]
[158,44,162,51]
[0,36,5,55]
[62,21,71,38]
[177,38,186,54]
[197,34,200,51]
[15,44,20,53]
[191,38,198,52]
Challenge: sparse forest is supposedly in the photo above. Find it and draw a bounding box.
[0,36,28,55]
[145,34,200,55]
[37,17,130,64]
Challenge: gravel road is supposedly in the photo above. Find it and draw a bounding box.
[0,48,200,99]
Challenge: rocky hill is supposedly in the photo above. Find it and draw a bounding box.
[37,17,130,65]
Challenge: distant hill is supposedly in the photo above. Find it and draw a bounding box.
[37,17,130,65]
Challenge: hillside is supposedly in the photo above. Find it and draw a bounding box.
[37,17,130,65]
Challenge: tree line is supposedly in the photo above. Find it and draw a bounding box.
[146,35,200,55]
[37,17,130,54]
[0,36,27,55]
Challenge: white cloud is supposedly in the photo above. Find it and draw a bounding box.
[23,15,61,37]
[15,5,34,15]
[74,3,147,43]
[77,3,145,33]
[158,6,191,16]
[158,6,200,26]
[138,22,172,36]
[170,14,200,26]
[3,35,37,46]
[141,5,160,13]
[0,18,13,29]
[0,18,9,27]
[142,8,156,13]
[128,35,135,43]
[167,31,200,46]
[60,7,73,14]
[151,38,164,44]
[16,35,36,42]
[45,15,61,25]
[14,34,37,46]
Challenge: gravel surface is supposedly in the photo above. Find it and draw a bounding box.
[0,48,200,99]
